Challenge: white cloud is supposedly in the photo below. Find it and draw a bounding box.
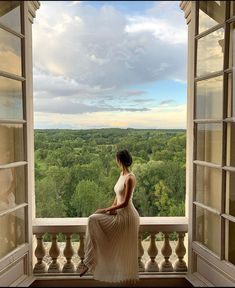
[34,97,150,114]
[125,16,186,44]
[33,1,187,127]
[68,1,81,6]
[34,104,186,129]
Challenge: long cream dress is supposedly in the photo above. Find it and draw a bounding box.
[83,172,140,283]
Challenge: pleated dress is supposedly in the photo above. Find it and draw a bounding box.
[83,172,140,283]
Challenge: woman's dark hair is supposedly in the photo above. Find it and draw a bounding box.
[116,149,132,167]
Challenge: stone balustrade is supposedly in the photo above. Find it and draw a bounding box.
[32,217,188,275]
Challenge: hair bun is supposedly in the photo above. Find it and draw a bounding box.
[116,149,132,167]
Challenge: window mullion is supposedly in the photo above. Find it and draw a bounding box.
[0,71,25,82]
[0,161,27,169]
[0,22,24,38]
[0,203,28,218]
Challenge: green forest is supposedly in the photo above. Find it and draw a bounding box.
[35,128,186,218]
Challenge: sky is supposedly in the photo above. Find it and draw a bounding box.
[32,1,187,129]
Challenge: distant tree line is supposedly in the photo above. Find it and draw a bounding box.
[35,128,186,218]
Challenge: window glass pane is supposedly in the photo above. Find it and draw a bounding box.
[0,124,24,165]
[196,123,222,164]
[0,207,26,258]
[226,122,235,167]
[229,22,235,69]
[196,165,221,210]
[0,77,23,120]
[197,28,224,76]
[226,171,235,217]
[196,206,220,255]
[225,220,235,266]
[0,166,26,213]
[0,28,22,76]
[231,2,235,18]
[0,1,21,33]
[227,73,234,118]
[197,28,224,77]
[196,76,223,119]
[199,1,225,34]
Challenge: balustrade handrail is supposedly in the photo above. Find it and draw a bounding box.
[33,216,188,234]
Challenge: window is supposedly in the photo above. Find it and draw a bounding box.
[0,1,28,259]
[193,1,235,265]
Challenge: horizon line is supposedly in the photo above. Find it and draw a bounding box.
[34,127,186,130]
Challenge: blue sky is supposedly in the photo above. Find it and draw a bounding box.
[33,1,187,129]
[82,1,155,10]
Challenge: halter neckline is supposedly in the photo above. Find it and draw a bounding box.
[121,172,133,176]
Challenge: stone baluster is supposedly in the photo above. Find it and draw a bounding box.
[146,232,159,272]
[62,233,75,273]
[160,233,173,272]
[48,234,61,273]
[138,233,145,272]
[174,232,187,272]
[77,232,86,273]
[33,233,47,273]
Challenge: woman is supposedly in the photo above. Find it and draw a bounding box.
[79,149,140,283]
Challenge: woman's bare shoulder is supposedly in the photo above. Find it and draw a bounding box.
[126,173,136,183]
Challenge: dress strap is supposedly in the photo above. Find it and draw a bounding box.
[121,172,134,177]
[127,172,134,176]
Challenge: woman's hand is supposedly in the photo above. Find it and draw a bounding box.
[95,208,117,215]
[108,210,117,215]
[95,208,107,214]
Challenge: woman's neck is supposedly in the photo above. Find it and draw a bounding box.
[121,167,130,175]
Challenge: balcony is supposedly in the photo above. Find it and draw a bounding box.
[31,217,192,287]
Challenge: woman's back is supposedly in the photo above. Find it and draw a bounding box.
[114,172,136,205]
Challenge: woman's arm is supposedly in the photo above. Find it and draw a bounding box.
[95,196,117,214]
[111,196,117,207]
[107,196,118,214]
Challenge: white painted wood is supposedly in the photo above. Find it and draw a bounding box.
[0,161,27,169]
[0,1,40,286]
[0,256,27,287]
[197,256,235,287]
[24,0,36,280]
[0,70,25,81]
[0,244,29,275]
[10,275,36,287]
[28,1,40,23]
[192,242,235,282]
[0,203,27,218]
[180,1,235,285]
[180,0,196,278]
[180,1,192,24]
[186,273,213,287]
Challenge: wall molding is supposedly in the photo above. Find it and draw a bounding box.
[180,1,192,24]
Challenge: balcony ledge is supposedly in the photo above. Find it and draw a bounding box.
[32,216,188,234]
[32,216,189,282]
